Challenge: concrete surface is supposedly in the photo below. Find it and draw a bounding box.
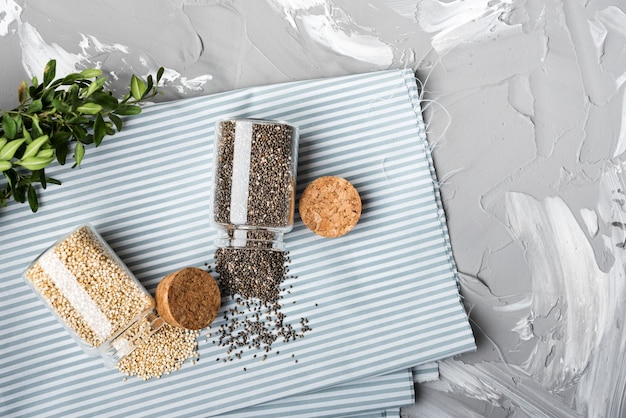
[2,1,626,416]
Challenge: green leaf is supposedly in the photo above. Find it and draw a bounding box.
[27,185,38,212]
[27,99,43,114]
[73,141,85,167]
[90,91,118,109]
[43,60,56,87]
[14,184,26,203]
[36,148,54,158]
[29,169,40,182]
[130,75,147,101]
[67,84,80,109]
[30,115,44,138]
[67,115,90,125]
[71,125,87,141]
[41,87,55,104]
[146,75,154,95]
[2,112,17,139]
[51,131,71,146]
[55,141,68,165]
[18,80,28,104]
[22,135,50,159]
[157,67,165,83]
[17,155,54,170]
[28,83,44,100]
[108,114,123,131]
[115,105,142,116]
[61,73,83,85]
[51,97,71,113]
[0,138,26,160]
[1,64,163,213]
[93,114,106,147]
[104,122,115,136]
[12,114,23,134]
[22,127,32,143]
[38,169,46,189]
[76,102,103,115]
[4,168,17,190]
[85,76,106,97]
[45,177,61,186]
[79,68,102,78]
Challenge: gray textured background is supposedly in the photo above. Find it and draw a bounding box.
[2,1,626,416]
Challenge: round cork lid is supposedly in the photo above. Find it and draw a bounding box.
[298,176,362,238]
[155,267,221,330]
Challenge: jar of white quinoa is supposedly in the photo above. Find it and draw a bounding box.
[23,224,163,368]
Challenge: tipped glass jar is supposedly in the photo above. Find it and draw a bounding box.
[211,119,299,251]
[23,224,163,368]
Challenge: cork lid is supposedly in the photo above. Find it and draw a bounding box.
[298,176,362,238]
[155,267,222,330]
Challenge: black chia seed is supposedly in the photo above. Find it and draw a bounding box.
[213,247,312,362]
[215,244,311,360]
[214,120,296,227]
[211,119,310,363]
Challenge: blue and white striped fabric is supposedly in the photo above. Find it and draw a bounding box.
[223,369,413,417]
[412,362,440,383]
[0,69,475,417]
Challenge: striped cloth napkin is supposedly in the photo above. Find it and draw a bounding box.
[0,69,475,417]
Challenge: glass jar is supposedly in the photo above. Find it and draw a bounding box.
[23,224,163,368]
[211,118,299,251]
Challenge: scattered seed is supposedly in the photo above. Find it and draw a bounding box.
[211,120,311,362]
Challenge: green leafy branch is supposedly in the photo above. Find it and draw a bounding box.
[0,59,164,212]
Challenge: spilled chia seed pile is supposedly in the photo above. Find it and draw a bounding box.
[212,248,312,364]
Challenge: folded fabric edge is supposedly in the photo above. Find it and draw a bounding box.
[412,362,440,383]
[399,68,477,355]
[217,368,414,417]
[344,407,401,418]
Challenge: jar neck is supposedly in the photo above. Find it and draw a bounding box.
[214,225,287,251]
[98,309,164,368]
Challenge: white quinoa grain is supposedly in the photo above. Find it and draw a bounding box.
[25,226,153,348]
[25,225,201,380]
[116,322,199,380]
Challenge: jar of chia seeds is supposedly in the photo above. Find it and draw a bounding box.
[23,224,163,368]
[211,119,299,251]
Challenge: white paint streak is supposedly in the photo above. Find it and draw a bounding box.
[615,90,626,159]
[505,165,626,417]
[415,0,524,55]
[511,316,534,341]
[491,294,531,313]
[580,207,599,238]
[159,68,212,94]
[299,14,393,66]
[380,0,418,20]
[12,9,211,96]
[435,360,584,417]
[506,193,599,386]
[15,13,132,79]
[266,0,327,29]
[266,0,393,66]
[592,6,626,89]
[0,0,21,36]
[590,7,626,159]
[19,22,84,79]
[562,2,620,107]
[78,33,129,55]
